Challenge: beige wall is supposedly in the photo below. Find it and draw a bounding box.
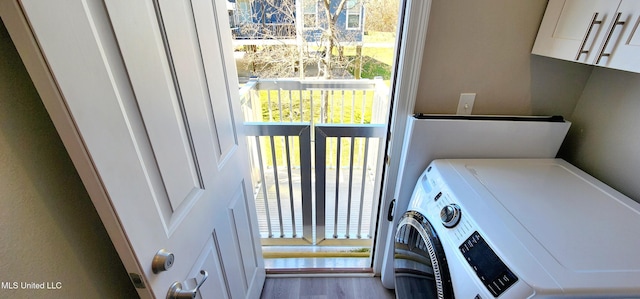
[414,0,640,205]
[415,0,640,204]
[413,0,640,203]
[0,21,137,298]
[560,68,640,203]
[415,0,593,117]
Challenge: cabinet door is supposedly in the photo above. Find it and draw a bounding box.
[532,0,620,64]
[597,0,640,72]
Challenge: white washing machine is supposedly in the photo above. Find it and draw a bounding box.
[394,158,640,298]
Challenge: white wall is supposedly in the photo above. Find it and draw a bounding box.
[414,0,593,117]
[0,21,137,298]
[560,68,640,203]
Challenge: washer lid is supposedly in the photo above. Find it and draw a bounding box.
[463,159,640,273]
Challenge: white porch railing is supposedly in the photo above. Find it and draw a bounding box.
[240,78,389,246]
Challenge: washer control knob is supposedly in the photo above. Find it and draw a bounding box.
[440,204,461,228]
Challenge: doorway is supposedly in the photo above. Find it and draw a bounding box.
[227,0,403,271]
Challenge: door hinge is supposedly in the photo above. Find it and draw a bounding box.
[129,273,146,289]
[385,154,390,165]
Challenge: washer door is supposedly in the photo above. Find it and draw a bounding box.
[394,211,454,299]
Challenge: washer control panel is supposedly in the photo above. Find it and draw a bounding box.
[440,204,461,228]
[427,188,474,243]
[460,231,518,297]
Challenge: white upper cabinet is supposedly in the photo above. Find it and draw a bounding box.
[604,0,640,72]
[533,0,640,73]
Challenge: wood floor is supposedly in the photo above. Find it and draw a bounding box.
[260,277,396,299]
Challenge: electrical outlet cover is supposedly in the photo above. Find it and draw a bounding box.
[456,93,475,115]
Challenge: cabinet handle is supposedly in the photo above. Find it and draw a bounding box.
[595,12,626,64]
[575,12,602,61]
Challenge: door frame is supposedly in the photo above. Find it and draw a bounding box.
[372,0,431,277]
[1,0,431,292]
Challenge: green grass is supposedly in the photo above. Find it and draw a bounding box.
[347,247,371,253]
[363,31,396,43]
[251,89,377,168]
[257,89,374,124]
[338,44,394,82]
[347,56,392,80]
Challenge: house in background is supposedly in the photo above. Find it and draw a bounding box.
[228,0,364,44]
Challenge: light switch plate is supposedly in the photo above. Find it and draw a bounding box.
[456,93,475,115]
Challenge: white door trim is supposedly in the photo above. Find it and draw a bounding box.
[1,1,149,297]
[372,0,432,284]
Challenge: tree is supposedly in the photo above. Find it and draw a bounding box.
[364,0,399,33]
[233,0,364,80]
[234,0,299,78]
[318,0,349,79]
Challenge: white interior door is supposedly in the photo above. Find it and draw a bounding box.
[11,0,265,297]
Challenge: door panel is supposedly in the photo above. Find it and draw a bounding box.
[152,0,230,166]
[228,182,261,285]
[101,0,211,225]
[16,0,265,297]
[152,0,239,167]
[103,0,219,243]
[189,236,230,299]
[191,0,240,161]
